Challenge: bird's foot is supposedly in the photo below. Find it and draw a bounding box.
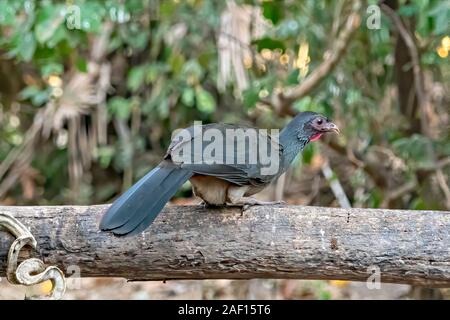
[228,199,285,212]
[242,201,285,211]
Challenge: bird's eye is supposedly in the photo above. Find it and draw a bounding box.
[316,118,323,125]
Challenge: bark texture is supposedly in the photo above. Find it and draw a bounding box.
[0,205,449,286]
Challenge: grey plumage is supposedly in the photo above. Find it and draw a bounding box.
[100,111,339,236]
[99,163,192,235]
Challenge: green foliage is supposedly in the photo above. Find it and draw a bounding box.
[108,97,132,120]
[243,87,260,109]
[392,134,435,169]
[0,0,448,211]
[254,37,286,52]
[262,1,284,25]
[19,86,51,106]
[195,87,216,114]
[301,143,315,165]
[127,66,147,92]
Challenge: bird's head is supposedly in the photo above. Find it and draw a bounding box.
[291,111,340,142]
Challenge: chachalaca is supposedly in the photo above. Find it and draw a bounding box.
[100,111,339,236]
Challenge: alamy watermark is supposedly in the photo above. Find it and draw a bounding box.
[63,2,160,30]
[63,3,382,31]
[66,264,82,290]
[366,4,381,30]
[366,265,381,290]
[65,5,81,30]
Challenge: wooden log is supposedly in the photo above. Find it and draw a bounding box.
[0,205,449,287]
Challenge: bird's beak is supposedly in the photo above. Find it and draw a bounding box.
[324,122,340,134]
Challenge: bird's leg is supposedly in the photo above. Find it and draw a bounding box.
[229,197,285,211]
[226,186,285,211]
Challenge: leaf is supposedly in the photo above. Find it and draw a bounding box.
[18,33,36,62]
[46,25,67,48]
[293,96,312,112]
[158,98,169,118]
[410,197,427,210]
[262,1,283,25]
[31,90,51,106]
[146,65,158,83]
[108,97,131,119]
[301,143,315,164]
[41,63,64,77]
[79,2,105,32]
[20,87,51,106]
[253,37,286,52]
[181,88,195,107]
[182,60,204,81]
[76,58,88,73]
[433,10,449,35]
[19,86,41,100]
[35,5,64,43]
[127,30,149,49]
[398,4,418,17]
[345,89,362,105]
[195,87,216,114]
[160,0,177,17]
[368,190,382,208]
[0,1,16,26]
[127,65,147,91]
[242,87,260,109]
[198,52,212,68]
[428,1,450,35]
[107,36,122,52]
[286,69,300,85]
[318,290,332,300]
[96,146,115,168]
[169,51,185,75]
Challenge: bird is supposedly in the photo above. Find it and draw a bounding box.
[100,111,339,236]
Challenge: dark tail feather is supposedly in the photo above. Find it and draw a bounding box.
[100,163,192,236]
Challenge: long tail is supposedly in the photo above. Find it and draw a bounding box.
[100,162,192,236]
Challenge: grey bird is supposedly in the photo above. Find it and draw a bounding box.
[100,111,339,236]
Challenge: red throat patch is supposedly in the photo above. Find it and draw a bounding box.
[310,133,323,142]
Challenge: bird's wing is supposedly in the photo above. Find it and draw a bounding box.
[166,123,283,186]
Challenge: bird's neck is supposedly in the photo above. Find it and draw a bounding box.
[279,125,309,168]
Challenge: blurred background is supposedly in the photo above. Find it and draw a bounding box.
[0,0,449,299]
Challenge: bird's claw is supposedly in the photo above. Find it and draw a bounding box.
[240,199,286,212]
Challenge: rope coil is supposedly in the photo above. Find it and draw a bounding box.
[0,213,66,299]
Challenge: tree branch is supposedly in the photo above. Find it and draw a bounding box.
[1,204,449,286]
[381,4,433,137]
[270,0,362,116]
